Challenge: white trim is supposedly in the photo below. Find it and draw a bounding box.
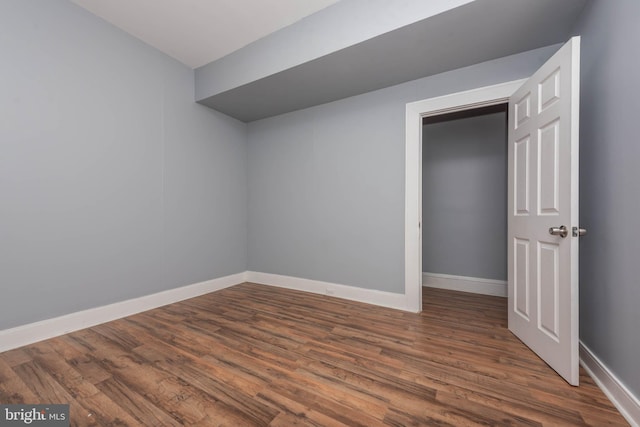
[405,79,526,314]
[246,271,408,311]
[0,271,410,353]
[0,272,246,353]
[422,272,507,297]
[405,101,423,313]
[5,270,636,427]
[580,342,640,427]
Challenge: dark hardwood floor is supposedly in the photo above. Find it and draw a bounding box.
[0,283,628,426]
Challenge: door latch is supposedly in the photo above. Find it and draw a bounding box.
[572,226,587,237]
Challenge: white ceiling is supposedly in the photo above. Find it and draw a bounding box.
[70,0,340,69]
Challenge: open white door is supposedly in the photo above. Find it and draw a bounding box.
[508,37,581,385]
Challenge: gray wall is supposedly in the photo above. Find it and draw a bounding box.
[422,112,507,281]
[247,44,560,294]
[571,0,640,398]
[0,0,247,330]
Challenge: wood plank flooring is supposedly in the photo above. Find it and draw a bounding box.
[0,283,628,426]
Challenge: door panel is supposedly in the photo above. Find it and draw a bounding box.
[514,238,530,320]
[508,37,580,385]
[514,136,530,215]
[538,120,560,215]
[538,241,560,341]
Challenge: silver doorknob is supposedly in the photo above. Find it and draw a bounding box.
[572,226,587,237]
[549,225,568,238]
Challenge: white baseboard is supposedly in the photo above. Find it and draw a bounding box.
[0,271,409,353]
[0,272,246,353]
[422,272,507,297]
[580,342,640,427]
[4,270,637,427]
[246,271,408,311]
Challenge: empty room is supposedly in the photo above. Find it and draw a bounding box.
[1,0,638,425]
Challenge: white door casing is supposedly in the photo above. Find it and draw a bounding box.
[508,37,581,385]
[405,79,526,313]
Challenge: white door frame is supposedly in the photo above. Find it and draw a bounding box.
[404,79,527,313]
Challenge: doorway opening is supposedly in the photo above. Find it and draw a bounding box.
[404,79,526,313]
[421,104,509,298]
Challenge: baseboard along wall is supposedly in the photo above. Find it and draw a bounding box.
[580,342,640,427]
[1,270,638,424]
[0,272,246,353]
[422,272,507,297]
[245,271,408,311]
[0,271,407,353]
